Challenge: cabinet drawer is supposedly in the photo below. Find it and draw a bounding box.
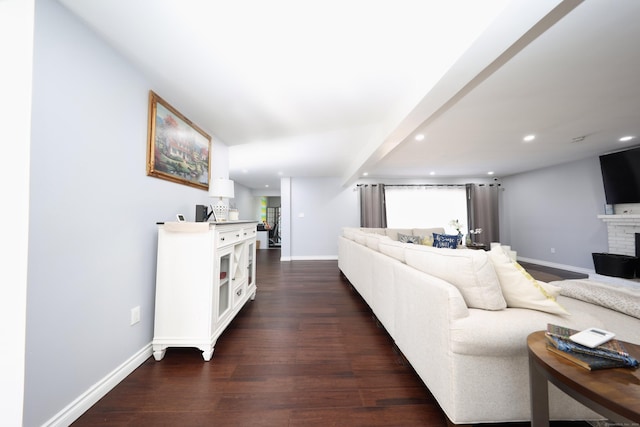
[232,283,245,307]
[241,227,257,240]
[217,229,242,247]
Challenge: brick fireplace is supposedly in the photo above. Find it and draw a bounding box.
[597,214,640,256]
[595,214,640,281]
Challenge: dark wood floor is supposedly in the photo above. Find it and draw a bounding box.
[518,261,588,282]
[72,250,588,426]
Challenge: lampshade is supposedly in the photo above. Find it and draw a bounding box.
[208,178,235,199]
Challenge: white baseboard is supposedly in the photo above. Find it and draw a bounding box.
[279,255,338,261]
[516,256,594,276]
[290,255,338,261]
[44,343,152,427]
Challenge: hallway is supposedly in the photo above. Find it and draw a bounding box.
[73,249,447,426]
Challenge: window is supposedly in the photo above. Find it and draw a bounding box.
[384,185,467,233]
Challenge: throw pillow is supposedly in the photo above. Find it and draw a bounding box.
[404,244,507,310]
[432,233,459,249]
[385,228,413,240]
[487,245,569,315]
[398,232,423,244]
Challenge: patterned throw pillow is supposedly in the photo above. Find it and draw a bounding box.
[398,232,423,244]
[432,233,459,249]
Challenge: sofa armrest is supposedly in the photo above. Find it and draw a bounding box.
[392,262,468,413]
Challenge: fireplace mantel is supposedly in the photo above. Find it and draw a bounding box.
[597,214,640,222]
[597,214,640,256]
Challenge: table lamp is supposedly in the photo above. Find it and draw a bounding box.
[208,178,235,221]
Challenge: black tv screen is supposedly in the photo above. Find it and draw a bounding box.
[599,146,640,204]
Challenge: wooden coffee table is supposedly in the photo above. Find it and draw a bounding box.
[527,331,640,426]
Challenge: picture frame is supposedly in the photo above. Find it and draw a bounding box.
[146,90,211,190]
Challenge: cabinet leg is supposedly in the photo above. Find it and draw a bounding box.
[201,346,215,361]
[250,289,257,300]
[152,346,166,361]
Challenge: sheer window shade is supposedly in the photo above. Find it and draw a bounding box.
[384,185,467,233]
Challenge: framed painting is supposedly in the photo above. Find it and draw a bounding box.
[146,90,211,190]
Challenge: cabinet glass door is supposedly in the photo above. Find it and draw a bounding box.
[247,241,255,288]
[218,251,231,318]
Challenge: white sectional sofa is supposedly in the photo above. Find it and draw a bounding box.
[338,227,640,425]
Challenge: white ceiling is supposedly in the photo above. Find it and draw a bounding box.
[57,0,640,191]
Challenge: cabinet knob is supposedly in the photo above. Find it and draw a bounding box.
[236,289,242,296]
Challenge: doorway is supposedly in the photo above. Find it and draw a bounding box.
[267,205,281,247]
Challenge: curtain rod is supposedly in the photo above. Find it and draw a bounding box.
[356,183,464,187]
[384,184,465,187]
[356,183,501,188]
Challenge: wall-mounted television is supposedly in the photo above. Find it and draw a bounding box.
[599,146,640,204]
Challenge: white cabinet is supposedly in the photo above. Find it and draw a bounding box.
[152,221,257,361]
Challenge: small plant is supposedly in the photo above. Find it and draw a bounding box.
[449,219,463,234]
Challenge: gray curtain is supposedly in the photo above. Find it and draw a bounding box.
[466,183,500,246]
[358,184,387,228]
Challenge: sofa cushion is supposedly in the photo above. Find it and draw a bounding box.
[404,245,506,310]
[413,227,445,237]
[450,304,603,357]
[362,227,387,235]
[365,234,392,251]
[342,227,358,240]
[385,228,413,240]
[378,240,406,262]
[488,245,569,316]
[353,231,368,245]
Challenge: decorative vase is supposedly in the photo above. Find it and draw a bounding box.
[457,232,463,247]
[466,233,473,246]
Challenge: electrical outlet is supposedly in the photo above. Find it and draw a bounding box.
[130,306,141,325]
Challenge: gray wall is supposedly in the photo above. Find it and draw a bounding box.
[232,182,255,221]
[500,156,609,270]
[25,0,220,424]
[286,177,359,259]
[276,161,612,268]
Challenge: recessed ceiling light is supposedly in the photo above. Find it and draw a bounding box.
[620,136,635,142]
[523,135,535,142]
[242,169,249,173]
[265,184,269,188]
[277,171,283,176]
[415,134,425,141]
[362,172,369,176]
[487,171,495,175]
[429,171,436,176]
